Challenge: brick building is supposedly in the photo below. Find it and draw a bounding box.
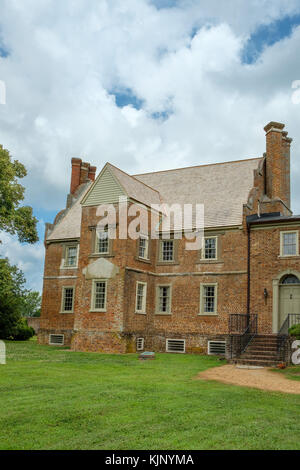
[39,122,300,364]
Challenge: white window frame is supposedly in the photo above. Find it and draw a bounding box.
[95,226,109,255]
[138,236,149,260]
[199,283,218,315]
[135,281,147,314]
[64,244,78,268]
[136,338,145,351]
[280,231,299,257]
[201,236,218,260]
[60,286,75,313]
[166,338,185,353]
[208,340,226,355]
[90,279,107,312]
[160,239,174,262]
[156,284,172,315]
[49,334,65,345]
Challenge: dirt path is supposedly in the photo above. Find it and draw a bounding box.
[197,364,300,394]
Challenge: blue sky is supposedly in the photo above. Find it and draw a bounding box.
[1,0,300,292]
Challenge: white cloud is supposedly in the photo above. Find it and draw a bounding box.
[0,0,300,290]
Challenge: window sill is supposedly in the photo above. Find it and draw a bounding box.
[89,309,107,313]
[60,266,78,270]
[60,311,74,314]
[157,261,179,266]
[135,311,147,315]
[89,253,114,259]
[135,257,151,264]
[198,313,218,316]
[196,260,223,264]
[278,255,300,259]
[155,312,172,316]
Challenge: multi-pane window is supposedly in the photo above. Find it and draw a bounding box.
[65,246,77,267]
[135,282,147,313]
[138,237,149,260]
[161,240,174,261]
[281,232,298,256]
[93,281,107,311]
[96,226,109,254]
[203,237,217,259]
[62,287,74,312]
[157,286,171,314]
[200,284,217,315]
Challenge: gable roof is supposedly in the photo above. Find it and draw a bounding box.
[134,158,262,228]
[46,157,261,241]
[82,163,162,208]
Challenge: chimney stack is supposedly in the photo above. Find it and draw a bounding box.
[70,158,97,195]
[264,121,292,210]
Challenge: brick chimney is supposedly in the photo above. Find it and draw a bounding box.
[70,158,97,195]
[264,121,292,210]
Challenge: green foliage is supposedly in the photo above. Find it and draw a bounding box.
[1,342,300,450]
[12,319,35,341]
[288,324,300,340]
[0,258,33,340]
[0,145,38,243]
[20,291,41,317]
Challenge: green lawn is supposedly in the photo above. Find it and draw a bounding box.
[0,339,299,450]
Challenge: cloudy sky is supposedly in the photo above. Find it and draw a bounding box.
[1,0,300,292]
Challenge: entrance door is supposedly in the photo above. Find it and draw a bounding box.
[279,275,300,330]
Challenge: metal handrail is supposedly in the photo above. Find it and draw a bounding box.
[229,314,258,358]
[277,314,300,361]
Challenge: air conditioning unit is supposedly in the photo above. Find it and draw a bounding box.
[166,339,185,353]
[49,334,64,346]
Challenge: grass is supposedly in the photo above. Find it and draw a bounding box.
[0,339,299,450]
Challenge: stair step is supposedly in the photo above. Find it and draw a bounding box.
[234,359,279,366]
[243,350,280,357]
[241,354,280,361]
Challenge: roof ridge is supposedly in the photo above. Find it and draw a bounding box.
[133,156,262,177]
[107,162,162,195]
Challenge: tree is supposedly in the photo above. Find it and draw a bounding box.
[20,291,41,317]
[0,258,35,340]
[0,145,38,243]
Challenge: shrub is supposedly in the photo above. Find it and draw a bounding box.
[12,319,35,341]
[288,324,300,340]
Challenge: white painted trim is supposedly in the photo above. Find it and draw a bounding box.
[135,281,147,314]
[280,230,299,257]
[49,334,64,345]
[201,236,218,260]
[90,279,107,312]
[199,283,218,315]
[136,338,144,351]
[60,286,75,313]
[208,340,226,355]
[166,338,185,353]
[156,284,172,314]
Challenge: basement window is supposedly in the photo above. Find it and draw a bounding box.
[166,339,185,353]
[136,338,144,351]
[208,341,226,355]
[49,334,64,346]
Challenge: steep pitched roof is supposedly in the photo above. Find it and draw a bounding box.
[134,158,262,228]
[81,163,161,207]
[46,157,261,241]
[47,183,91,241]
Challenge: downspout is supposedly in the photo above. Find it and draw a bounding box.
[246,221,251,317]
